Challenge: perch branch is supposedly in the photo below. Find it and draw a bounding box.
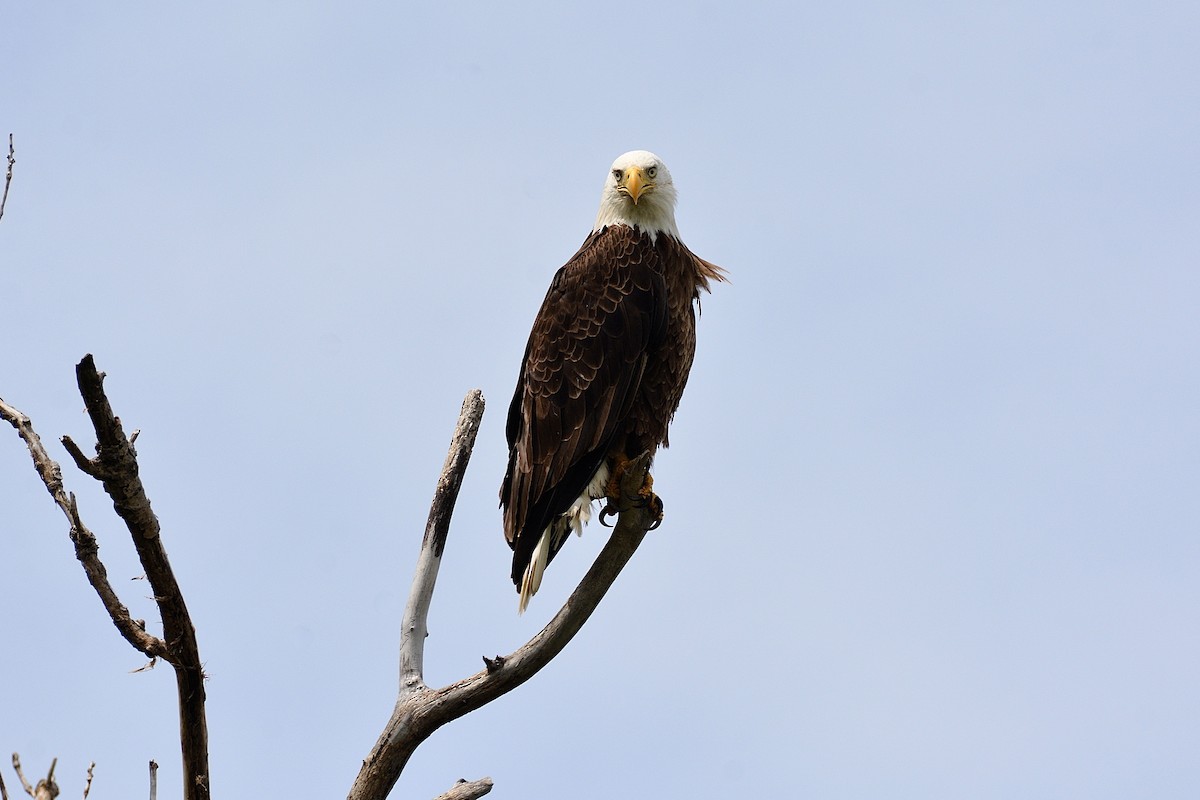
[348,391,658,799]
[81,763,94,800]
[432,778,493,800]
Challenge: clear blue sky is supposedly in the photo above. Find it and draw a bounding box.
[3,2,1198,798]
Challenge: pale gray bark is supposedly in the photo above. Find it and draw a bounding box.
[348,391,658,799]
[9,755,57,800]
[432,778,494,800]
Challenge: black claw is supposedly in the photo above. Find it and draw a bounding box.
[599,503,618,527]
[648,496,664,530]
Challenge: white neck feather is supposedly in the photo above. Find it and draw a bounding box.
[592,186,680,242]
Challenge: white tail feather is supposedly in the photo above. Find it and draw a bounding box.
[518,528,553,614]
[517,461,612,613]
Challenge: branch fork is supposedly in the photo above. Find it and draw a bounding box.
[1,356,209,800]
[349,393,660,800]
[6,360,663,800]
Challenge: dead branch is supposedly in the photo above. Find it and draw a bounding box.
[80,764,93,800]
[400,389,486,697]
[348,393,658,799]
[8,367,660,800]
[0,134,12,222]
[5,757,90,800]
[432,778,493,800]
[9,755,30,797]
[9,755,56,800]
[0,399,168,658]
[67,356,208,800]
[1,356,209,800]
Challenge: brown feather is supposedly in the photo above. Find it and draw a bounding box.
[500,224,724,588]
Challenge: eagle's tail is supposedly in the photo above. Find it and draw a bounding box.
[518,528,553,614]
[517,462,611,613]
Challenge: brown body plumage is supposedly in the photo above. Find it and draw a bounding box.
[500,151,725,611]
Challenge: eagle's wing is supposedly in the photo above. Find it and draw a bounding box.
[501,227,666,586]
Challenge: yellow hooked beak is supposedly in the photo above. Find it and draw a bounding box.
[622,166,648,204]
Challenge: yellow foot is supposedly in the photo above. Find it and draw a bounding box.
[598,450,663,530]
[599,492,663,529]
[605,451,633,500]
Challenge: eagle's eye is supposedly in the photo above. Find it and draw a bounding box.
[647,166,658,178]
[612,169,623,182]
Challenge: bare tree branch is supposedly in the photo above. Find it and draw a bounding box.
[9,755,31,798]
[0,397,170,658]
[80,764,94,800]
[348,390,658,799]
[9,755,56,800]
[2,356,209,800]
[68,357,210,800]
[37,759,58,800]
[66,355,209,800]
[400,389,485,696]
[432,778,493,800]
[9,368,661,800]
[0,134,12,222]
[8,758,30,799]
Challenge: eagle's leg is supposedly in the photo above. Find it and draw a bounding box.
[633,471,664,529]
[604,450,633,500]
[599,450,664,529]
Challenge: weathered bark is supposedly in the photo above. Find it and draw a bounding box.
[1,356,209,800]
[6,365,661,800]
[9,755,57,800]
[61,356,209,800]
[348,390,657,799]
[432,778,493,800]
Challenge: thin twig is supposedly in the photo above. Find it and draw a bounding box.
[0,134,12,222]
[0,396,169,658]
[148,761,157,800]
[12,754,33,796]
[36,759,57,800]
[9,755,57,800]
[81,763,94,800]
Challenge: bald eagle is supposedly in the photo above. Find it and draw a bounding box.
[500,151,726,612]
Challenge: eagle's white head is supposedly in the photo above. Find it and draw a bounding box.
[593,150,680,241]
